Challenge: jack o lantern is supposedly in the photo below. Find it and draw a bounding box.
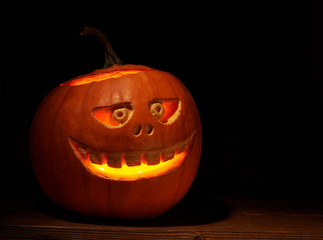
[30,27,202,219]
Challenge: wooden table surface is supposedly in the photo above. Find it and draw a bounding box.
[1,176,323,240]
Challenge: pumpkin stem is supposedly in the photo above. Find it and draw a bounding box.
[80,26,124,68]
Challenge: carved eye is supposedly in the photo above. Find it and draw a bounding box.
[150,102,164,119]
[92,103,133,128]
[149,99,181,124]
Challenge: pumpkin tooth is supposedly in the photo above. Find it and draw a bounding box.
[106,153,122,168]
[73,140,88,160]
[162,147,175,162]
[125,152,142,166]
[78,146,88,160]
[89,151,102,165]
[145,151,160,165]
[175,143,187,154]
[175,131,195,154]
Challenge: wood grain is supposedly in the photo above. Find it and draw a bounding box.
[0,226,203,240]
[1,174,323,240]
[1,196,323,239]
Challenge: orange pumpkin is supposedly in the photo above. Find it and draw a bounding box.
[30,27,202,219]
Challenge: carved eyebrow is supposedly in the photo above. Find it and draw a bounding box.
[60,69,150,86]
[148,98,179,105]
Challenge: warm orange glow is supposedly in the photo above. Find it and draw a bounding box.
[82,149,188,181]
[162,100,179,123]
[60,69,145,86]
[92,108,119,127]
[69,132,195,181]
[92,104,134,128]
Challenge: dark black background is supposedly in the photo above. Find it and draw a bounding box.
[1,0,323,201]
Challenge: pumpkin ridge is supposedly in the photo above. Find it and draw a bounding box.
[40,87,75,206]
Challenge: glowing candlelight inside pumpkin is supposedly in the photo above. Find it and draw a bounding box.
[84,150,188,181]
[70,132,194,181]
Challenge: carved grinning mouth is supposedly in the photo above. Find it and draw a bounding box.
[69,132,195,181]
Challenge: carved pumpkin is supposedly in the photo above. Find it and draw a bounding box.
[30,27,202,219]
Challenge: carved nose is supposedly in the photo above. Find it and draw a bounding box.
[144,124,154,135]
[132,124,154,136]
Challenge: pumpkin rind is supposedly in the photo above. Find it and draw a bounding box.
[30,64,202,219]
